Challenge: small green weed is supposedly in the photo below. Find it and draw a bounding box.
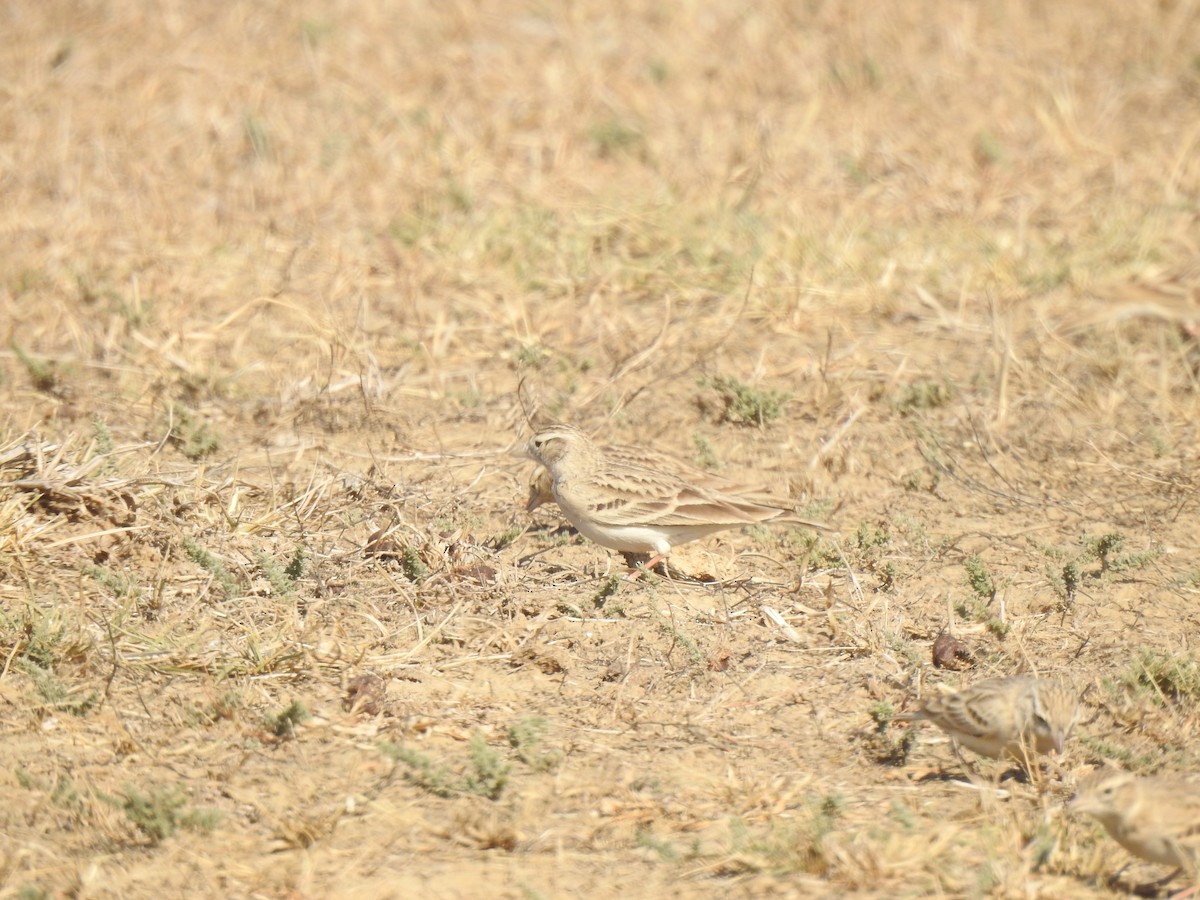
[592,575,621,608]
[182,536,239,597]
[461,732,511,800]
[90,417,117,471]
[864,701,918,766]
[11,341,64,395]
[266,701,310,738]
[0,606,85,671]
[257,549,303,596]
[1119,650,1200,705]
[170,408,220,460]
[693,433,721,469]
[636,828,679,861]
[895,379,954,414]
[588,118,643,157]
[702,374,790,427]
[384,745,458,798]
[400,546,428,582]
[507,717,563,772]
[955,596,1008,638]
[491,525,523,551]
[201,690,243,724]
[657,621,704,665]
[726,793,844,874]
[855,523,890,552]
[243,112,271,161]
[83,564,138,598]
[383,731,512,800]
[115,786,221,844]
[30,668,99,716]
[963,555,995,602]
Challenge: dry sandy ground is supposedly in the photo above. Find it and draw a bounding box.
[2,1,1200,897]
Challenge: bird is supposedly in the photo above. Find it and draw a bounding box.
[523,423,830,575]
[525,441,763,513]
[893,675,1081,767]
[1069,767,1200,889]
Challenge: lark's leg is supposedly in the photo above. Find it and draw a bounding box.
[950,740,986,787]
[1139,868,1188,897]
[622,551,670,581]
[643,551,668,571]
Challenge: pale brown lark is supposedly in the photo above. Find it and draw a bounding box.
[1069,767,1200,889]
[894,675,1081,768]
[524,423,829,574]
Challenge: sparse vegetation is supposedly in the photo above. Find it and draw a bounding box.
[29,667,100,716]
[1042,532,1162,604]
[200,690,244,724]
[657,620,705,665]
[1118,651,1200,706]
[875,560,898,592]
[588,118,643,158]
[955,596,1010,638]
[383,745,458,798]
[591,574,621,607]
[113,786,222,844]
[171,408,221,460]
[1084,533,1162,573]
[1059,560,1081,605]
[182,536,240,597]
[384,732,511,800]
[257,548,301,596]
[84,563,138,598]
[491,525,523,550]
[90,417,116,466]
[702,375,790,427]
[865,701,919,766]
[636,827,680,861]
[461,732,511,800]
[963,555,996,603]
[693,433,721,469]
[1,0,1198,895]
[895,380,954,414]
[11,341,64,396]
[725,794,845,875]
[400,546,428,582]
[507,717,563,772]
[266,701,310,738]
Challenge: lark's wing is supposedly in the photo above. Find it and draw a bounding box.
[572,462,828,531]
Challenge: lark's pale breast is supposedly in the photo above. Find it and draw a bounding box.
[552,482,671,553]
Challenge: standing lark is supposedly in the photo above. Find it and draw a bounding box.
[894,675,1081,768]
[524,423,829,574]
[1069,767,1200,887]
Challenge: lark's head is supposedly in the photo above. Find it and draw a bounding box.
[1029,681,1081,755]
[526,424,596,473]
[1068,767,1137,821]
[526,468,555,512]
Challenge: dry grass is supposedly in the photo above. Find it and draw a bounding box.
[2,0,1200,896]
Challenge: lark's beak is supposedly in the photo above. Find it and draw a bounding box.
[525,469,553,513]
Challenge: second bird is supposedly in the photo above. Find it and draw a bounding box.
[894,675,1081,768]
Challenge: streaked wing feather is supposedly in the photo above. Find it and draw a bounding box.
[579,473,786,529]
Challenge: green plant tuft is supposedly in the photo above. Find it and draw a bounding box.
[702,374,790,427]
